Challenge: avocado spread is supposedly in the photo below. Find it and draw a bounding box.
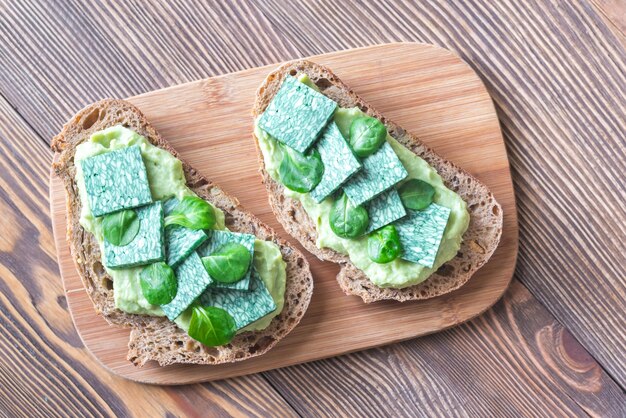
[255,75,469,288]
[74,126,286,332]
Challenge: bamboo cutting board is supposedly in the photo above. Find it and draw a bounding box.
[50,43,518,384]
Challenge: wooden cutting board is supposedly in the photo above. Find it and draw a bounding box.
[50,43,518,384]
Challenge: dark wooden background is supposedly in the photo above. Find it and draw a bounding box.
[1,1,624,416]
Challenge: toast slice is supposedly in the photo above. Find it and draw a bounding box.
[252,60,503,303]
[52,99,313,366]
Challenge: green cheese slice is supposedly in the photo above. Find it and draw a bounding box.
[80,145,152,217]
[199,268,276,330]
[342,141,408,206]
[161,251,213,320]
[365,188,407,233]
[104,201,165,269]
[310,121,362,202]
[394,203,451,268]
[163,198,208,268]
[258,75,337,153]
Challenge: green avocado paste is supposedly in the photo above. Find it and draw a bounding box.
[74,126,286,332]
[255,75,469,288]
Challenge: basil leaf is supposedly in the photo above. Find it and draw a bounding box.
[164,196,216,230]
[398,179,435,210]
[102,209,140,246]
[329,192,369,239]
[201,242,251,283]
[139,262,178,305]
[188,306,237,347]
[368,225,402,264]
[349,116,387,158]
[278,143,324,193]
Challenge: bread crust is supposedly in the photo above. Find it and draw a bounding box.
[52,99,313,366]
[252,60,503,303]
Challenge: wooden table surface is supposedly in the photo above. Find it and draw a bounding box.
[0,1,624,417]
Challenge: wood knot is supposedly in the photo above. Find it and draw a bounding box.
[536,325,602,392]
[202,78,233,106]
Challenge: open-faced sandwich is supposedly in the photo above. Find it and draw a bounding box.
[52,99,313,366]
[253,60,502,303]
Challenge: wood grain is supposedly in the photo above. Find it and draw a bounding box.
[1,0,625,415]
[592,0,626,44]
[50,43,518,383]
[4,5,624,386]
[253,0,626,389]
[0,93,298,418]
[267,281,626,417]
[0,0,297,141]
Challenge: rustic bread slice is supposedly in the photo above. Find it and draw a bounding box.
[252,60,503,303]
[52,99,313,366]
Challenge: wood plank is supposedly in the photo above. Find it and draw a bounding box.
[252,0,626,388]
[0,0,624,412]
[591,0,626,44]
[0,0,299,142]
[0,96,298,417]
[50,43,517,383]
[265,281,626,417]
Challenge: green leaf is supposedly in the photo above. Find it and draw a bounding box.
[278,143,324,193]
[139,262,178,305]
[188,306,237,347]
[368,225,402,264]
[397,179,435,210]
[349,116,387,158]
[164,196,216,230]
[102,209,140,246]
[329,192,369,239]
[201,242,251,283]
